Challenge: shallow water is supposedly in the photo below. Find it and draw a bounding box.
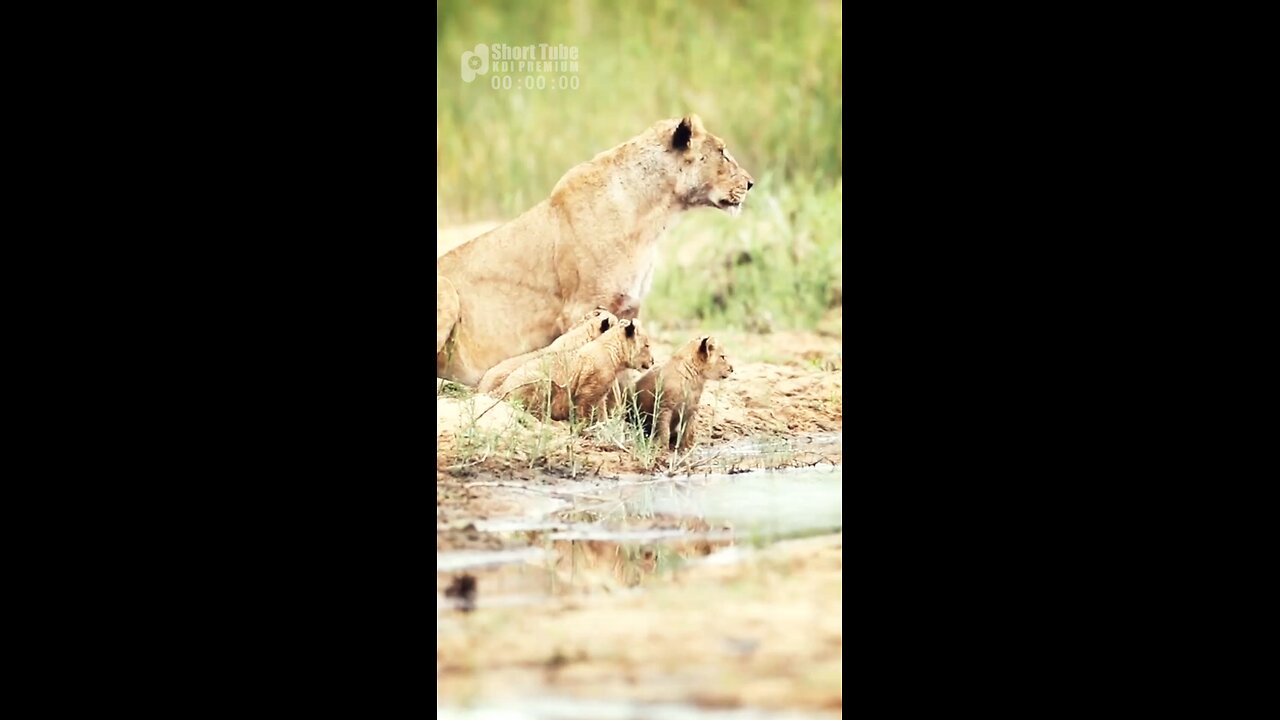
[634,467,842,537]
[437,465,841,609]
[437,453,844,718]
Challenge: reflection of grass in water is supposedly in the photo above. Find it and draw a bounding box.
[554,537,717,591]
[546,487,729,590]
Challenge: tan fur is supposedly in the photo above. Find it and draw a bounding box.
[634,336,734,452]
[436,115,753,385]
[436,277,459,359]
[501,319,654,422]
[477,308,618,394]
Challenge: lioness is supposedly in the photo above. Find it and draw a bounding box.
[477,308,618,395]
[633,336,734,452]
[500,319,654,422]
[437,114,753,386]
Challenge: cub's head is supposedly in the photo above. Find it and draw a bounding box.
[666,114,754,216]
[694,336,734,380]
[618,319,654,370]
[580,307,619,338]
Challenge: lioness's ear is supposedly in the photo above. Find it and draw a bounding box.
[600,318,611,332]
[625,322,636,338]
[699,336,710,358]
[672,119,692,150]
[673,115,703,151]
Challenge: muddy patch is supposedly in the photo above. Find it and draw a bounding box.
[437,466,843,713]
[437,532,843,713]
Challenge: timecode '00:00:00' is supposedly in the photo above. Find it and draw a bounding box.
[491,75,581,90]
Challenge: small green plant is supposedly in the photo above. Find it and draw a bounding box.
[437,379,473,399]
[588,399,661,471]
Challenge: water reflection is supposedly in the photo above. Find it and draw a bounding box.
[437,467,841,612]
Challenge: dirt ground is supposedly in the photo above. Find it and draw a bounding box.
[437,534,843,713]
[437,225,843,715]
[437,327,842,476]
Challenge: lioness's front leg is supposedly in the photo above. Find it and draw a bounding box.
[437,275,460,355]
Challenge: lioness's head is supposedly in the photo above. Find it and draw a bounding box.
[666,115,754,216]
[694,336,734,380]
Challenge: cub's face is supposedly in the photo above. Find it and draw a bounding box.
[668,115,754,216]
[697,337,734,380]
[620,320,654,370]
[635,335,654,370]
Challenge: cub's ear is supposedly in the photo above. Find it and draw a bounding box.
[699,336,710,358]
[625,322,636,338]
[672,115,704,151]
[600,318,611,332]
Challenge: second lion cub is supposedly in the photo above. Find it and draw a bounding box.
[634,336,734,452]
[478,308,618,394]
[501,319,654,422]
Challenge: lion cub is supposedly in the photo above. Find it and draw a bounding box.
[478,308,618,394]
[500,319,654,422]
[634,336,734,452]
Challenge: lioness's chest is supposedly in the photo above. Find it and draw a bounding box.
[616,244,658,305]
[565,242,659,326]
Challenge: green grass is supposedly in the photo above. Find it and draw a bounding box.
[437,0,842,330]
[645,178,842,331]
[443,384,747,477]
[437,380,474,399]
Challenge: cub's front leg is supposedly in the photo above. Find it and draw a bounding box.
[653,407,675,451]
[675,407,700,452]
